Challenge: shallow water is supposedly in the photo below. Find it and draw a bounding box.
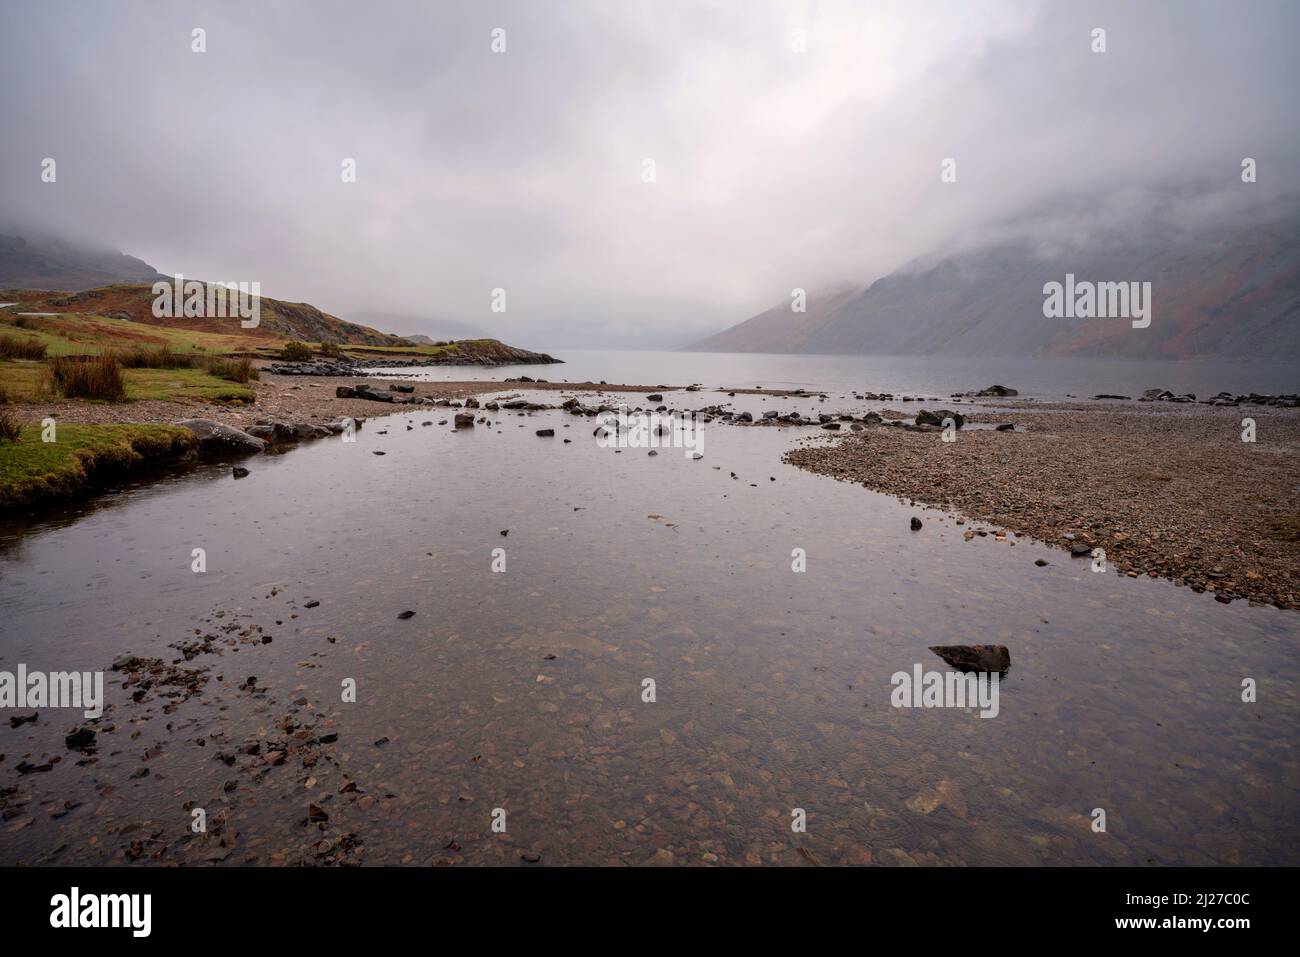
[1,382,1297,866]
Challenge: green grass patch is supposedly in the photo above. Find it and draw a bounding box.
[0,360,255,404]
[0,312,264,357]
[0,423,197,508]
[121,368,255,403]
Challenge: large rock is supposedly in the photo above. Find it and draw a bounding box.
[176,419,267,454]
[353,384,395,403]
[976,385,1018,397]
[915,409,965,428]
[454,412,475,428]
[929,645,1011,672]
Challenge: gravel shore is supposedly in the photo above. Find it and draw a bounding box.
[785,403,1300,610]
[3,371,682,429]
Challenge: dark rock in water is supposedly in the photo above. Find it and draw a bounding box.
[1069,542,1091,557]
[454,412,475,428]
[862,412,883,424]
[502,399,529,410]
[500,529,509,537]
[736,411,753,422]
[821,422,841,430]
[646,393,664,402]
[976,385,1018,397]
[397,610,415,619]
[910,517,923,530]
[176,419,267,454]
[9,713,38,727]
[763,409,779,419]
[112,654,140,671]
[232,466,250,479]
[65,728,96,750]
[995,423,1014,431]
[1092,394,1130,400]
[304,599,320,608]
[372,450,386,456]
[1034,558,1049,567]
[463,396,480,408]
[915,409,964,428]
[536,428,555,437]
[930,644,1011,672]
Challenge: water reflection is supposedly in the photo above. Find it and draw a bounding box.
[1,390,1296,865]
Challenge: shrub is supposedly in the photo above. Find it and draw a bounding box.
[0,333,48,360]
[0,410,20,442]
[206,356,259,383]
[116,345,196,369]
[46,354,126,401]
[319,341,341,357]
[280,340,313,361]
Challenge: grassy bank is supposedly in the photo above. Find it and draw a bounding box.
[0,423,197,508]
[0,359,255,404]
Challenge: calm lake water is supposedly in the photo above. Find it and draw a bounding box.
[375,349,1300,400]
[1,354,1297,865]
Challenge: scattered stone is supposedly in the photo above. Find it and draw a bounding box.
[929,645,1011,672]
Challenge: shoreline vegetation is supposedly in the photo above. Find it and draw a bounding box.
[0,287,561,507]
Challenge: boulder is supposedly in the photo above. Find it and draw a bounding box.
[176,419,267,454]
[929,645,1011,672]
[976,385,1018,397]
[454,412,475,428]
[915,409,965,428]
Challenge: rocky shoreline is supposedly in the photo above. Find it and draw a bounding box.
[785,404,1300,611]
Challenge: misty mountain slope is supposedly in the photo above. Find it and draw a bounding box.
[685,283,861,354]
[0,233,164,290]
[345,310,490,343]
[688,202,1300,360]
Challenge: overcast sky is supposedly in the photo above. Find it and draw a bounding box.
[2,0,1297,348]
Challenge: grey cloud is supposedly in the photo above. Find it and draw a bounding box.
[2,0,1297,348]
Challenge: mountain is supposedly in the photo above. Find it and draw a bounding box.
[0,283,411,346]
[345,310,490,344]
[0,233,165,290]
[686,195,1300,360]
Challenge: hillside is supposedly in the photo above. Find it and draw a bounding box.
[0,284,411,346]
[0,233,164,290]
[1,283,561,366]
[345,309,490,343]
[686,197,1300,360]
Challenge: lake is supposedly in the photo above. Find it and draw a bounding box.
[1,352,1297,865]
